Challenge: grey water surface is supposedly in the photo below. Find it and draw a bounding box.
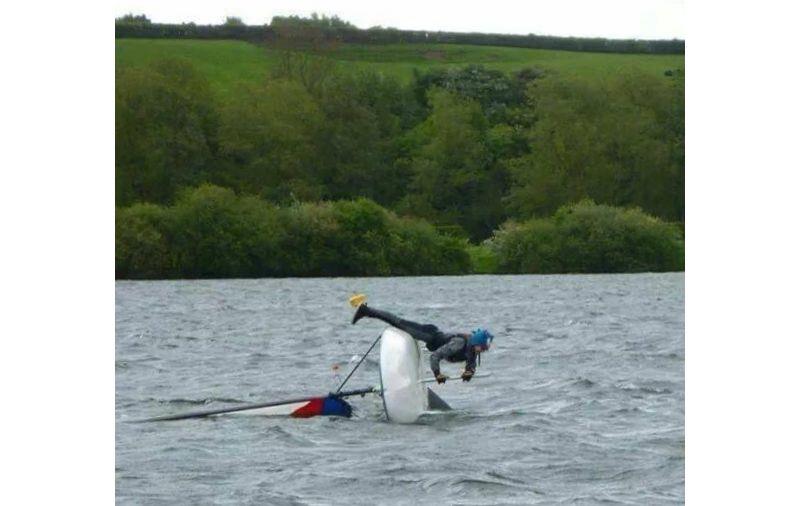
[116,273,684,505]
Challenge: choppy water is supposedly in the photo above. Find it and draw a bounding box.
[116,273,684,505]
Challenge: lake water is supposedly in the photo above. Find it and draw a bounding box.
[116,273,684,504]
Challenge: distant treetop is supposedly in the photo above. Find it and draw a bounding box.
[223,16,245,27]
[271,13,356,29]
[114,14,684,55]
[116,13,151,26]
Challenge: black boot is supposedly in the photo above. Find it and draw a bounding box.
[351,303,372,324]
[351,305,408,328]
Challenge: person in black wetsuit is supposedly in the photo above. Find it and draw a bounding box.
[351,304,494,384]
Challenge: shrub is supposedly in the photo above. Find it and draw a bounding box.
[274,202,341,276]
[489,200,683,273]
[466,243,499,274]
[115,203,175,279]
[115,185,471,278]
[387,216,471,275]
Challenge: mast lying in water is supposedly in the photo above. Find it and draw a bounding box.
[137,387,376,422]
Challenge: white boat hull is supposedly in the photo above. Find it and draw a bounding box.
[226,402,308,416]
[379,326,428,423]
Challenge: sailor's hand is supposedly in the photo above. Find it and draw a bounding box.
[461,370,475,382]
[435,373,447,384]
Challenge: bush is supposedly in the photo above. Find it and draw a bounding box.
[489,200,683,273]
[271,198,471,276]
[115,186,471,278]
[170,185,264,278]
[116,189,681,278]
[386,216,471,275]
[466,243,499,274]
[115,203,175,279]
[273,202,341,276]
[331,199,392,275]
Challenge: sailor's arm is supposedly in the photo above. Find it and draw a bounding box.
[429,337,466,376]
[465,345,477,373]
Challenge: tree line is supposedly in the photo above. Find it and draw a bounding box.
[115,14,684,55]
[116,50,684,277]
[117,186,683,278]
[116,186,470,278]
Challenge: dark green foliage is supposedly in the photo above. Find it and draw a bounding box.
[386,219,471,275]
[506,72,684,222]
[115,42,684,277]
[412,65,539,123]
[215,68,415,208]
[216,79,325,202]
[169,185,275,278]
[398,89,509,241]
[115,22,269,41]
[115,203,175,278]
[271,13,356,30]
[466,244,499,274]
[313,71,417,205]
[489,200,684,273]
[116,14,151,26]
[268,200,393,277]
[115,186,470,278]
[666,70,685,221]
[116,59,218,205]
[273,198,470,276]
[330,199,393,275]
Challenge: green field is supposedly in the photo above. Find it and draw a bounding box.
[116,39,684,99]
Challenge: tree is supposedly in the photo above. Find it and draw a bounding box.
[313,70,414,205]
[270,13,356,29]
[169,185,279,278]
[399,89,504,240]
[115,203,174,278]
[272,51,337,96]
[116,58,218,205]
[217,79,325,202]
[115,14,151,25]
[412,65,541,124]
[223,16,245,26]
[506,72,684,222]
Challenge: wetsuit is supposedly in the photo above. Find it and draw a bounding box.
[358,307,477,376]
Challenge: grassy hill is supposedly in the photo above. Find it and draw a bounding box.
[115,38,684,99]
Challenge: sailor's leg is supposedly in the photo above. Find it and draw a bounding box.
[353,306,445,350]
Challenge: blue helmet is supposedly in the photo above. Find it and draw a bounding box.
[469,328,494,350]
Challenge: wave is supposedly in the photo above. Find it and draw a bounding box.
[573,377,596,388]
[141,396,248,406]
[614,382,673,395]
[451,476,543,495]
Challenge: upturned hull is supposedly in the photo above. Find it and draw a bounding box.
[379,326,428,423]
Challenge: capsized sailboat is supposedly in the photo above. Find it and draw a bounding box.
[138,295,485,424]
[140,327,486,423]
